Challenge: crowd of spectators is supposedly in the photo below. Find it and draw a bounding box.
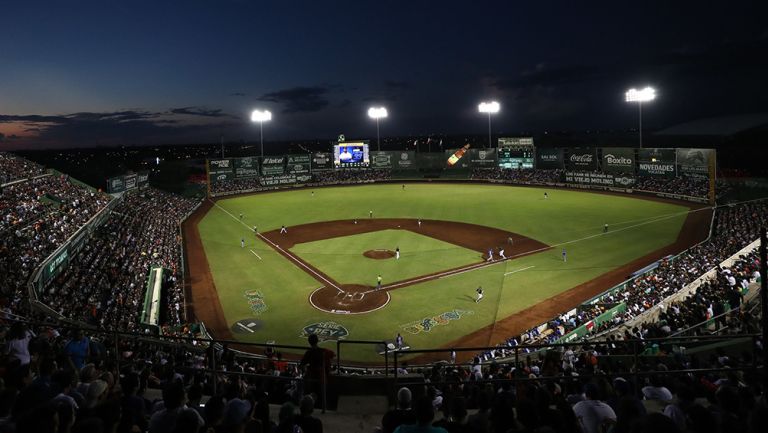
[471,199,767,366]
[39,188,198,331]
[312,169,391,184]
[0,153,46,185]
[209,177,262,195]
[0,174,111,307]
[472,167,565,184]
[635,176,710,198]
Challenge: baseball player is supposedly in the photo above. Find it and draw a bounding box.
[475,286,484,303]
[544,192,549,199]
[369,210,373,219]
[311,191,315,197]
[253,225,258,234]
[562,248,567,262]
[240,238,245,248]
[417,219,422,228]
[603,223,608,233]
[395,333,404,349]
[280,225,287,234]
[499,248,506,259]
[487,248,494,262]
[395,246,400,260]
[377,274,382,290]
[402,184,405,191]
[239,213,243,220]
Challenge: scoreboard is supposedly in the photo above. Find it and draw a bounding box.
[498,147,534,169]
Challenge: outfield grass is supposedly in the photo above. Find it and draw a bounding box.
[197,183,692,362]
[290,230,483,286]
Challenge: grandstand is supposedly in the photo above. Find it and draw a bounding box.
[1,148,765,433]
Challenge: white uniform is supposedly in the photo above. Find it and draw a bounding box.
[475,288,484,303]
[395,248,400,259]
[280,225,287,234]
[499,249,506,259]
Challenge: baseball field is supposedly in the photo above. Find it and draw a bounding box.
[184,183,710,363]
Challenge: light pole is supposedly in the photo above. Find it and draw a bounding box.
[250,109,272,158]
[478,101,500,148]
[625,87,656,148]
[367,107,388,151]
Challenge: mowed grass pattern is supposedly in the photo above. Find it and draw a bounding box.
[290,230,483,286]
[197,183,692,361]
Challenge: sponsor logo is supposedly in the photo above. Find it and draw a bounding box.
[243,290,268,315]
[216,174,227,181]
[400,152,409,161]
[313,153,330,163]
[237,158,255,168]
[210,159,231,169]
[373,154,391,165]
[683,149,706,165]
[47,249,68,274]
[604,154,633,165]
[478,150,488,160]
[301,321,349,342]
[539,154,559,161]
[570,153,594,163]
[614,176,635,186]
[138,173,149,182]
[639,163,675,173]
[400,309,474,335]
[262,157,284,165]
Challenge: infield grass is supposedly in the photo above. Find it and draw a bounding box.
[290,230,483,286]
[197,183,694,362]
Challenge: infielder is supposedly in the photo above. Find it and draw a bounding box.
[562,248,567,262]
[280,225,287,234]
[603,223,608,233]
[544,192,549,199]
[240,238,245,248]
[395,247,400,260]
[239,213,243,220]
[475,286,484,303]
[369,210,373,219]
[376,274,382,290]
[417,219,422,228]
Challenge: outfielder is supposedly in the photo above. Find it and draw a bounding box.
[603,223,608,233]
[280,225,288,234]
[475,286,484,303]
[240,238,245,248]
[562,248,567,262]
[376,274,382,290]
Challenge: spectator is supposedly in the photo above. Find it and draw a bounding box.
[394,396,448,433]
[572,383,616,433]
[296,394,323,433]
[382,387,416,433]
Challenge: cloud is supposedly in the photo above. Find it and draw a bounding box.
[170,106,230,117]
[384,80,410,89]
[258,86,330,113]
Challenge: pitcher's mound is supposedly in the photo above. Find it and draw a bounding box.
[363,249,396,259]
[309,284,390,314]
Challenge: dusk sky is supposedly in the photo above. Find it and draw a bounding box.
[1,0,766,149]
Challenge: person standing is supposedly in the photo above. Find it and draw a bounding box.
[370,210,373,219]
[377,274,383,290]
[499,248,506,259]
[544,192,548,199]
[382,387,416,433]
[486,248,494,262]
[603,223,608,233]
[300,334,335,411]
[395,247,400,260]
[239,212,243,220]
[417,219,422,228]
[241,238,245,248]
[280,225,288,234]
[475,287,484,303]
[562,248,567,262]
[395,333,404,349]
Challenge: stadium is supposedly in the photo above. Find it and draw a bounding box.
[1,2,767,433]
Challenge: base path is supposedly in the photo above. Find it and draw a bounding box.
[261,218,549,314]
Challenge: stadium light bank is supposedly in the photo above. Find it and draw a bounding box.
[251,109,272,158]
[478,101,500,148]
[625,87,656,149]
[367,107,388,151]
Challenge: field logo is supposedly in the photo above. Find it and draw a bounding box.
[301,321,349,342]
[243,290,268,315]
[400,309,474,335]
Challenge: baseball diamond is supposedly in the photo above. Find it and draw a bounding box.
[184,182,710,363]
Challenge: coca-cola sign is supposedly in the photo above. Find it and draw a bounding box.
[566,148,597,170]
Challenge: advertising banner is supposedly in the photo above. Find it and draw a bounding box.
[417,153,445,169]
[369,151,393,169]
[564,172,635,187]
[209,172,233,183]
[234,157,257,169]
[601,148,635,173]
[391,151,417,170]
[124,173,137,190]
[287,154,311,174]
[637,148,675,163]
[566,148,597,171]
[208,159,233,173]
[637,162,675,177]
[310,152,333,171]
[444,149,470,169]
[536,148,564,169]
[677,148,713,175]
[107,176,125,193]
[260,156,285,176]
[260,173,312,186]
[468,148,497,166]
[498,137,534,147]
[137,171,150,186]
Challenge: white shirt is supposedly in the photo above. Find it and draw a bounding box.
[573,399,616,433]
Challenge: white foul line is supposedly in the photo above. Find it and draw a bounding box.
[504,265,535,276]
[236,322,255,333]
[249,249,262,260]
[211,199,342,292]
